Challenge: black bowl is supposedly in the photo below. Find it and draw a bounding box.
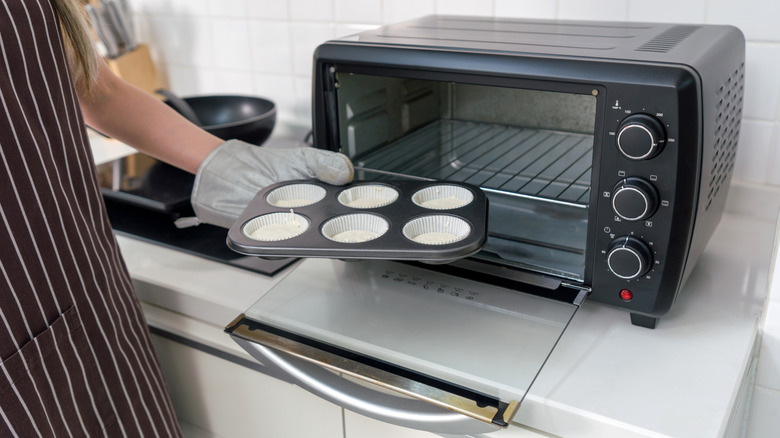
[164,94,277,146]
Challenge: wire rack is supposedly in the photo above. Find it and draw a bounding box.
[356,120,593,206]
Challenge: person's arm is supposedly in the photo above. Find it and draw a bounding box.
[78,58,353,229]
[77,60,223,174]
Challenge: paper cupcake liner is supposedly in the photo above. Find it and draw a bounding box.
[266,183,327,208]
[411,185,474,210]
[337,184,399,209]
[321,213,389,243]
[243,212,309,241]
[402,215,471,245]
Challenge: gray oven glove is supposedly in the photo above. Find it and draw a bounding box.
[184,138,353,229]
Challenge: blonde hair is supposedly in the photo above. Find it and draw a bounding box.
[52,0,98,92]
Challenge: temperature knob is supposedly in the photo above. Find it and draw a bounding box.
[616,113,666,160]
[611,177,659,221]
[606,236,653,280]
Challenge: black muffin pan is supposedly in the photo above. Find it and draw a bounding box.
[226,179,488,263]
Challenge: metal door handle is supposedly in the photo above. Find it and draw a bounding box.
[233,337,500,435]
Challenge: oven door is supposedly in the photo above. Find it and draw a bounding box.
[226,257,587,434]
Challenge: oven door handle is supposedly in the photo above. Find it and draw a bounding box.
[227,315,514,435]
[233,338,499,435]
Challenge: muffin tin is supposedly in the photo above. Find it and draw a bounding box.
[227,179,488,263]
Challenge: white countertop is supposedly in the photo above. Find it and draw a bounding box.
[518,210,776,437]
[98,135,779,437]
[88,129,137,164]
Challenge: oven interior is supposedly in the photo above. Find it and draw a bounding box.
[333,73,598,282]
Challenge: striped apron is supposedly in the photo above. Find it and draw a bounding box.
[0,0,181,436]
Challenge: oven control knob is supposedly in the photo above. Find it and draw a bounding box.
[606,236,653,280]
[611,177,659,221]
[616,114,666,160]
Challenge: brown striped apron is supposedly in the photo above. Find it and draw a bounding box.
[0,1,181,436]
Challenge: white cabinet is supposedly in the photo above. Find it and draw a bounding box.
[150,333,343,438]
[344,410,440,438]
[145,307,550,438]
[343,410,553,438]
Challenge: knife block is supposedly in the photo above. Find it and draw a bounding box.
[106,44,163,96]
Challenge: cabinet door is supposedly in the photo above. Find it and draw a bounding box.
[344,410,554,438]
[344,410,441,438]
[151,334,343,438]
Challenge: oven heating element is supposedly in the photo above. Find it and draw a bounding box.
[356,120,593,207]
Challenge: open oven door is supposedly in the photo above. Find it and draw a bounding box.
[226,257,587,435]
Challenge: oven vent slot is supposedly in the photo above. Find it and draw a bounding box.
[706,62,744,211]
[636,25,699,53]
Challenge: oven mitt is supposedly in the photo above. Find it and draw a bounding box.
[180,138,354,229]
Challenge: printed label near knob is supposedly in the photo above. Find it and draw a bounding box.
[611,177,659,221]
[616,113,667,160]
[607,236,653,280]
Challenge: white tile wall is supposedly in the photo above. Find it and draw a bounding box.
[382,0,435,23]
[495,0,557,19]
[734,120,776,183]
[290,0,334,22]
[335,0,383,24]
[707,0,780,41]
[744,44,780,121]
[557,0,628,21]
[126,0,780,436]
[247,0,290,20]
[628,0,706,23]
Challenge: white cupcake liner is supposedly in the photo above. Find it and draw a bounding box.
[266,183,327,208]
[321,214,389,243]
[402,215,471,245]
[243,212,309,241]
[337,184,399,209]
[411,185,474,210]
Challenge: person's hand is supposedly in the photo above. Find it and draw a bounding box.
[189,139,354,228]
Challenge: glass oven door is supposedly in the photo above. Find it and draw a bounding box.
[226,257,586,434]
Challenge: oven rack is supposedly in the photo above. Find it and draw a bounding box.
[355,120,594,206]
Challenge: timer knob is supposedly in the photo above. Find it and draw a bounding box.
[611,177,659,221]
[607,236,653,280]
[616,113,666,160]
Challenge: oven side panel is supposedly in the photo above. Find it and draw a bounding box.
[679,26,746,289]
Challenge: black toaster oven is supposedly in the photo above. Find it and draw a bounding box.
[310,15,745,328]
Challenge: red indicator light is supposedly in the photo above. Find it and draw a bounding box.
[619,289,633,301]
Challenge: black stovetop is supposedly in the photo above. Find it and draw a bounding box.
[100,156,295,277]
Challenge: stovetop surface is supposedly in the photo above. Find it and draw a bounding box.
[103,195,295,277]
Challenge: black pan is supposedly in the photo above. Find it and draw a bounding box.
[158,89,277,146]
[100,91,277,216]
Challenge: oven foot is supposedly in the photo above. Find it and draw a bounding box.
[630,313,658,329]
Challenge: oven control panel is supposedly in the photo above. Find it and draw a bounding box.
[589,86,694,323]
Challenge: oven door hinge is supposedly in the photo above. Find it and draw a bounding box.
[561,282,591,306]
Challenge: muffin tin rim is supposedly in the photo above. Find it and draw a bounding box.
[335,182,402,209]
[320,212,392,244]
[410,184,476,210]
[264,182,328,208]
[400,214,473,246]
[241,211,312,242]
